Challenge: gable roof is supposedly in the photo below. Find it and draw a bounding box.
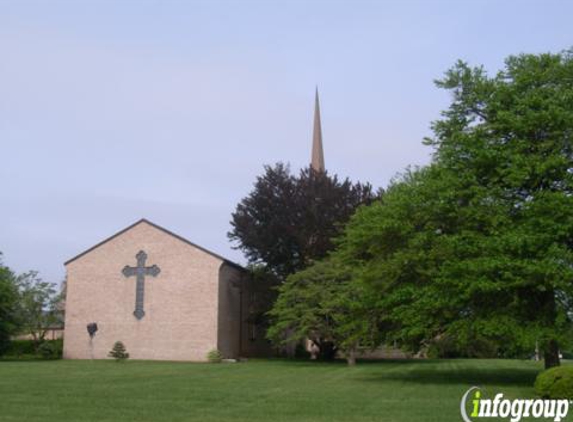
[64,218,246,271]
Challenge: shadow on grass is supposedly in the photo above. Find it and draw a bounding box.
[357,364,539,387]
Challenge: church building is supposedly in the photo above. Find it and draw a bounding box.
[63,90,325,361]
[63,219,273,360]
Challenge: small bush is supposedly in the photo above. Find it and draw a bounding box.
[535,366,573,399]
[206,349,222,363]
[108,341,129,361]
[37,339,63,359]
[294,343,311,359]
[427,335,459,359]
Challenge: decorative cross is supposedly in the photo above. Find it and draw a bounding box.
[122,250,160,320]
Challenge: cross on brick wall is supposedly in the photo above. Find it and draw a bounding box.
[122,250,160,320]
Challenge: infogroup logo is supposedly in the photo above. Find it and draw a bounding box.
[460,387,570,422]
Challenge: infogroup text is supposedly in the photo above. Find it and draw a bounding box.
[461,387,569,422]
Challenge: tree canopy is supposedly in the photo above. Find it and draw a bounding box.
[333,50,573,367]
[0,254,20,355]
[15,271,63,347]
[229,163,377,278]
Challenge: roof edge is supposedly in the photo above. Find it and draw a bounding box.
[64,218,246,271]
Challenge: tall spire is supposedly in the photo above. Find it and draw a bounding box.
[311,87,325,172]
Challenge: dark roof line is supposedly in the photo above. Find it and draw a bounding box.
[64,218,246,271]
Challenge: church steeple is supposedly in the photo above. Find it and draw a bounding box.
[311,87,325,172]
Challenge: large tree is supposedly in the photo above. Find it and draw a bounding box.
[0,254,19,355]
[229,163,377,278]
[335,50,573,368]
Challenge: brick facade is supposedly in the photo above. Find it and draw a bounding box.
[63,219,261,361]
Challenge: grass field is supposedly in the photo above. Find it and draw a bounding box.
[0,359,550,422]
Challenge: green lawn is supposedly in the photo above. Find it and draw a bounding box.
[0,359,552,422]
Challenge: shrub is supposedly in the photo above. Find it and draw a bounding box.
[427,336,459,359]
[108,341,129,361]
[3,339,64,360]
[5,340,36,357]
[1,339,63,360]
[206,349,222,363]
[535,366,573,399]
[294,343,311,359]
[37,340,63,359]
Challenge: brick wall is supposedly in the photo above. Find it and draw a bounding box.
[63,221,223,361]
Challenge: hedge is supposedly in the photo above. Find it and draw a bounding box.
[535,365,573,399]
[2,339,63,359]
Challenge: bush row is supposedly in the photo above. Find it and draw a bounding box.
[3,339,63,360]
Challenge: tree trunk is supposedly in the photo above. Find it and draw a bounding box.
[544,339,560,369]
[346,349,357,366]
[284,329,296,358]
[537,288,561,369]
[31,331,40,352]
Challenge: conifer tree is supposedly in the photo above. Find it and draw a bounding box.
[108,341,129,361]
